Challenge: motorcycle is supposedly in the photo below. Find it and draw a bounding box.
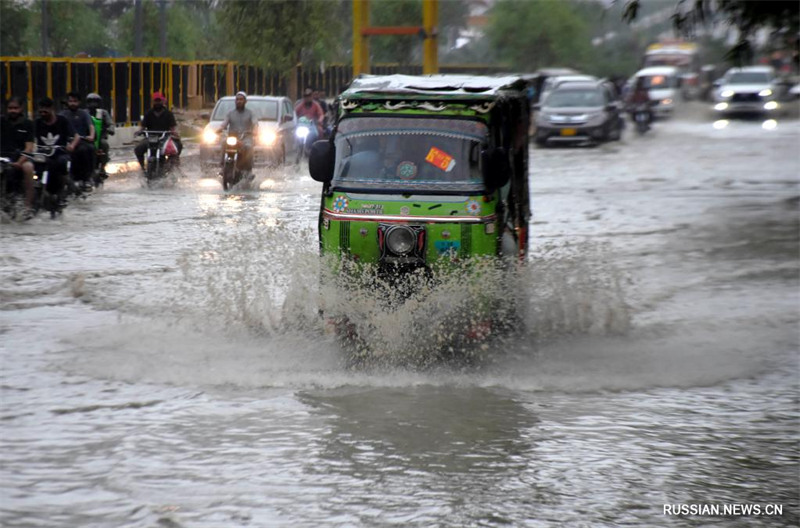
[138,130,179,186]
[631,103,653,135]
[93,144,109,189]
[30,145,69,219]
[220,131,254,191]
[294,116,318,163]
[0,156,30,220]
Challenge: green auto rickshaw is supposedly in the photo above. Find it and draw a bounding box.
[308,74,532,358]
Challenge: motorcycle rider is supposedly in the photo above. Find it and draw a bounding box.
[85,93,115,181]
[34,97,79,205]
[60,91,95,191]
[626,77,652,126]
[0,96,36,215]
[215,91,256,173]
[294,88,324,136]
[134,91,182,173]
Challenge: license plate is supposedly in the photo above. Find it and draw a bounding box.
[560,128,577,136]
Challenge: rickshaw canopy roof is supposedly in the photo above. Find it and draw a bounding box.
[342,74,529,99]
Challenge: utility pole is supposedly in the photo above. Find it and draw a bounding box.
[134,0,143,56]
[40,0,49,56]
[159,0,167,57]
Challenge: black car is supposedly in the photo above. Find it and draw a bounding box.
[533,81,623,146]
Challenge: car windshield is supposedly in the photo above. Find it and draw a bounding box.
[727,72,771,84]
[211,99,279,121]
[544,88,604,108]
[333,117,488,193]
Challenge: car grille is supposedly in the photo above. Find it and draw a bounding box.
[731,92,761,103]
[549,115,588,125]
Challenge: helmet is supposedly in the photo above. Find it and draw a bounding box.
[87,93,102,102]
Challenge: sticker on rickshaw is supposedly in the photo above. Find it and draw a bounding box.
[396,161,418,180]
[425,147,456,172]
[332,195,348,212]
[434,240,461,255]
[465,199,481,216]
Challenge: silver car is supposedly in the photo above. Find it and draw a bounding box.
[200,95,297,169]
[534,81,624,145]
[712,66,781,116]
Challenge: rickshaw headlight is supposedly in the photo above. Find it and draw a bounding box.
[202,129,217,144]
[226,136,237,147]
[386,226,415,255]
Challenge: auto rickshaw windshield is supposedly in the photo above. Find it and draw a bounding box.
[332,117,489,193]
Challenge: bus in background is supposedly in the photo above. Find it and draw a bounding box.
[643,41,701,100]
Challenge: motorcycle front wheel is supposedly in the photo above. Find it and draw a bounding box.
[222,162,234,191]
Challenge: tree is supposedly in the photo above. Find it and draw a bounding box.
[24,0,111,56]
[622,0,800,63]
[485,0,595,72]
[218,0,346,74]
[0,0,32,56]
[117,0,206,59]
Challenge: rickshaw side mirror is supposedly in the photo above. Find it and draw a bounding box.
[309,140,335,183]
[481,147,510,193]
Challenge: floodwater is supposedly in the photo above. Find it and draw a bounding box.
[1,109,798,527]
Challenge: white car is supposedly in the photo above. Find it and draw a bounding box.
[712,66,781,115]
[629,66,681,117]
[200,95,297,169]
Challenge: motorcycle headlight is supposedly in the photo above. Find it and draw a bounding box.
[226,136,237,146]
[296,126,310,139]
[260,129,277,146]
[202,129,217,144]
[759,88,772,97]
[720,90,734,98]
[385,226,415,256]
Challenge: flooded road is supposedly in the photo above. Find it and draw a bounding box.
[1,113,798,527]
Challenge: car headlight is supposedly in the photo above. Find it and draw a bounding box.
[259,129,277,146]
[720,90,734,98]
[764,101,779,110]
[759,89,772,97]
[296,126,310,139]
[202,129,218,144]
[661,98,672,105]
[385,226,415,255]
[714,102,729,111]
[226,136,237,146]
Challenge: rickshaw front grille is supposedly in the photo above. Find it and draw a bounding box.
[339,221,350,254]
[460,224,472,258]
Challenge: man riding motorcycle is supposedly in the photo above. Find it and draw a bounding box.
[294,88,325,137]
[626,77,653,131]
[34,97,79,207]
[86,93,115,182]
[215,91,257,174]
[134,92,181,173]
[0,96,36,216]
[60,91,95,191]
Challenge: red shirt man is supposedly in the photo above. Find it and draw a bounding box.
[294,88,324,133]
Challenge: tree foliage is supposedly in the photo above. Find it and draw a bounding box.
[117,0,207,59]
[485,0,594,72]
[218,0,345,74]
[0,0,32,56]
[25,0,111,56]
[622,0,800,63]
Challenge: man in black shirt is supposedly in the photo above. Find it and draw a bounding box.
[34,97,78,199]
[134,91,182,171]
[60,91,95,188]
[1,96,36,211]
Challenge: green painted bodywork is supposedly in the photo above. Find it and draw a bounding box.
[321,192,500,264]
